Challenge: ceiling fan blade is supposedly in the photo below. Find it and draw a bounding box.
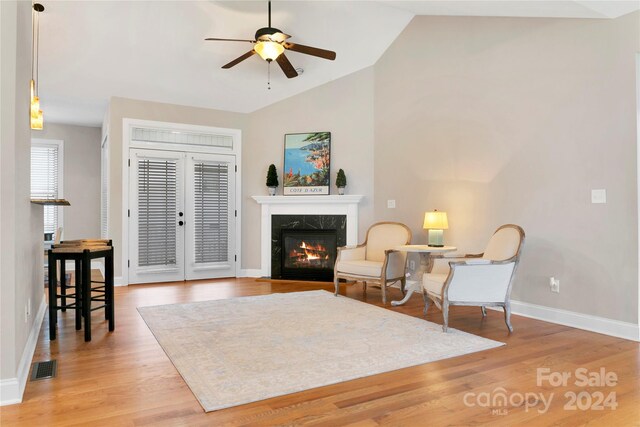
[222,50,256,69]
[205,37,255,43]
[284,42,336,61]
[276,53,298,79]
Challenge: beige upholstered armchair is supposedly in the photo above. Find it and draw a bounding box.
[334,222,412,304]
[423,224,525,332]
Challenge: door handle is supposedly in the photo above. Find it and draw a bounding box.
[178,220,184,226]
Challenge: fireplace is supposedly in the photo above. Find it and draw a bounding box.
[270,214,347,281]
[281,229,337,281]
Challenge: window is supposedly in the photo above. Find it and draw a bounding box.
[31,139,64,235]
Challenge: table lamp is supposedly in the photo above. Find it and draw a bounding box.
[423,210,448,247]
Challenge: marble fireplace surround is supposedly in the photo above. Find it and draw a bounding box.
[252,195,364,278]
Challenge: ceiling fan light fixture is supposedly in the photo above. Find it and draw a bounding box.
[254,41,284,61]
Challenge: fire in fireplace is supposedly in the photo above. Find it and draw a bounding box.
[281,229,337,281]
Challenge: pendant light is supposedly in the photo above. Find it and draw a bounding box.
[31,3,44,130]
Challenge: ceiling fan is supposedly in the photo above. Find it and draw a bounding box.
[205,1,336,79]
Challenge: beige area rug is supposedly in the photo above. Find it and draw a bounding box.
[138,290,504,412]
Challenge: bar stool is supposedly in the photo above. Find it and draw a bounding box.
[48,239,115,342]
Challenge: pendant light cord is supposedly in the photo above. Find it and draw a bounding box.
[35,7,39,95]
[31,4,35,84]
[31,3,42,96]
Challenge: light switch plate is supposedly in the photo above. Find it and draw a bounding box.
[387,200,396,209]
[591,189,606,204]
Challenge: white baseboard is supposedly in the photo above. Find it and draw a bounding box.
[490,300,639,342]
[238,269,263,278]
[114,276,126,286]
[0,297,46,406]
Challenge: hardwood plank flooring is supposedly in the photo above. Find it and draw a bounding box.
[1,278,638,426]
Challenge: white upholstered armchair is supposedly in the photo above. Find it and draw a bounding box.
[334,222,412,304]
[423,224,525,332]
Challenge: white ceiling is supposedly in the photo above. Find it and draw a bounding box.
[37,1,638,127]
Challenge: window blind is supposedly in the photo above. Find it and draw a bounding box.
[101,141,108,238]
[194,162,229,263]
[31,143,60,234]
[138,159,178,267]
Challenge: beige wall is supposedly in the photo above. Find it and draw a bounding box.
[1,0,45,387]
[242,68,375,269]
[34,123,102,239]
[101,13,638,326]
[374,14,639,323]
[107,97,247,277]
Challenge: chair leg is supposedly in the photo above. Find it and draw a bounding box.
[48,254,57,341]
[106,250,115,331]
[381,280,387,305]
[362,281,367,293]
[82,251,92,342]
[422,290,431,316]
[504,302,513,333]
[60,260,67,312]
[400,278,406,296]
[442,301,449,332]
[75,260,82,331]
[334,275,339,296]
[481,306,487,317]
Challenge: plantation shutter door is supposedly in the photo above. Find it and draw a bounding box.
[186,153,235,280]
[129,149,185,284]
[194,162,229,263]
[138,159,178,266]
[31,143,60,234]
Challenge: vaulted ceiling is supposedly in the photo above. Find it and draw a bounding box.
[37,1,638,127]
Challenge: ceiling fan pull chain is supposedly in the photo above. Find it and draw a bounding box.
[267,61,271,90]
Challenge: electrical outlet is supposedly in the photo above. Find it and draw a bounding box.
[549,277,560,293]
[409,260,416,270]
[387,199,396,209]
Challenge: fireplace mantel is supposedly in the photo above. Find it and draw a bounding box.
[252,195,364,277]
[252,195,364,205]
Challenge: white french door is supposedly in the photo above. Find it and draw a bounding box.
[129,149,235,284]
[185,152,236,280]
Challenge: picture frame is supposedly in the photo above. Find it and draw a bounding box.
[283,132,331,195]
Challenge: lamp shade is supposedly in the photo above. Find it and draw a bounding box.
[423,210,448,230]
[254,41,284,61]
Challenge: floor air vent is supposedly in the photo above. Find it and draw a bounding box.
[30,360,57,381]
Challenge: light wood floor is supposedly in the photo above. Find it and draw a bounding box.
[1,278,638,426]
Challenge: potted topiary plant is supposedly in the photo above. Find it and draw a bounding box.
[336,169,347,195]
[266,164,279,196]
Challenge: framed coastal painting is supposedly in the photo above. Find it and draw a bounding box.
[283,132,331,195]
